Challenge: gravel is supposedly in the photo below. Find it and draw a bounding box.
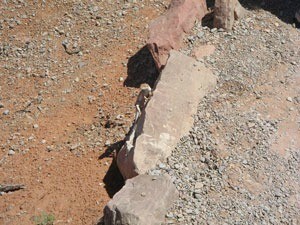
[149,5,300,225]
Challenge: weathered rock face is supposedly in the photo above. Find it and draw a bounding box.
[117,50,217,180]
[147,0,207,70]
[104,174,178,225]
[213,0,246,30]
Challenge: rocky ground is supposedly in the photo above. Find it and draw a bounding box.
[1,1,299,225]
[148,2,300,225]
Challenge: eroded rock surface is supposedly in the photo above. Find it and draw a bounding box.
[147,0,207,69]
[104,174,178,225]
[117,50,217,180]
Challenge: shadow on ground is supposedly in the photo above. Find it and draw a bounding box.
[202,0,300,27]
[102,157,124,198]
[124,45,159,88]
[99,141,125,199]
[241,0,300,24]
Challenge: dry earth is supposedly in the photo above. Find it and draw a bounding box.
[0,1,169,225]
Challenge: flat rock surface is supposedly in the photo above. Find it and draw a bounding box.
[133,50,217,175]
[104,174,178,225]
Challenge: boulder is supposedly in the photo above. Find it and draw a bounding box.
[117,50,217,180]
[147,0,207,70]
[104,174,178,225]
[213,0,246,30]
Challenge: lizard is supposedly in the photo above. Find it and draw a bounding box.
[124,83,153,154]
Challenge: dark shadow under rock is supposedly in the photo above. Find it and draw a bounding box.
[102,157,124,198]
[98,140,124,160]
[124,45,159,88]
[240,0,300,25]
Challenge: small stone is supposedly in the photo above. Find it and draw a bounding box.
[3,109,9,115]
[8,150,15,155]
[46,146,53,152]
[286,97,293,102]
[33,124,39,129]
[105,140,110,146]
[200,157,206,163]
[166,212,174,218]
[194,182,203,190]
[197,31,204,38]
[119,77,124,82]
[210,28,217,33]
[158,163,166,169]
[0,103,4,108]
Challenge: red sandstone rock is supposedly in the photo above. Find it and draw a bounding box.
[147,0,207,70]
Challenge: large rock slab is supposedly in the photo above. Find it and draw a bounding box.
[104,174,178,225]
[213,0,246,30]
[117,50,217,179]
[147,0,207,70]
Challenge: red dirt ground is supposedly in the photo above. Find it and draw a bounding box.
[0,1,169,224]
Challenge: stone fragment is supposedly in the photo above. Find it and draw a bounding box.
[147,0,207,69]
[117,50,217,179]
[3,109,9,115]
[192,44,216,60]
[213,0,246,30]
[104,174,178,225]
[8,150,15,155]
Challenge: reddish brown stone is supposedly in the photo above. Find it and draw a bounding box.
[147,0,207,70]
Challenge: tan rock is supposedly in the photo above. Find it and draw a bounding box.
[104,174,178,225]
[117,50,217,179]
[147,0,207,70]
[192,44,216,60]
